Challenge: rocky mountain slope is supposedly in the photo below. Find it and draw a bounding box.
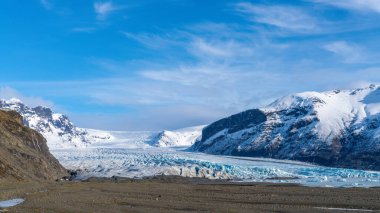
[0,110,66,182]
[190,84,380,170]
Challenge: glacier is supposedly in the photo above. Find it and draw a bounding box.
[51,146,380,188]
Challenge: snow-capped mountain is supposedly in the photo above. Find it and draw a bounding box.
[150,125,205,147]
[190,84,380,170]
[0,98,203,149]
[0,98,112,148]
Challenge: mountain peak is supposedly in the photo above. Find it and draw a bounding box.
[150,125,204,147]
[0,98,91,148]
[369,83,378,90]
[2,98,23,105]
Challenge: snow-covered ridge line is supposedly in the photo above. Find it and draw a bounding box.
[0,98,92,148]
[190,84,380,171]
[0,98,204,148]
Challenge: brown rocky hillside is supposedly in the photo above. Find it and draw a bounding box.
[0,110,67,182]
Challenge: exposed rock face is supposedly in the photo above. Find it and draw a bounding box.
[190,85,380,171]
[201,109,267,144]
[0,110,67,182]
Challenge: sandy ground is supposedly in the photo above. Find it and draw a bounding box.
[1,176,380,213]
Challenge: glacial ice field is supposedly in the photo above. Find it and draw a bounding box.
[51,146,380,188]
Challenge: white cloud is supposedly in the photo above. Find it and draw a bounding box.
[94,1,120,20]
[323,41,366,63]
[0,86,54,108]
[312,0,380,13]
[235,2,318,33]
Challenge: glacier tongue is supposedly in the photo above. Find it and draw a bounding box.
[52,147,380,188]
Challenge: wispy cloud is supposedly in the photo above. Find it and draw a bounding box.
[0,86,54,108]
[235,2,318,33]
[312,0,380,14]
[188,38,254,60]
[40,0,53,10]
[124,24,255,62]
[123,32,183,49]
[141,64,237,87]
[323,41,371,64]
[190,39,231,57]
[72,27,97,33]
[94,1,121,20]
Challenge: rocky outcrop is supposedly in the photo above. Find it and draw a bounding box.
[201,109,266,144]
[0,110,67,182]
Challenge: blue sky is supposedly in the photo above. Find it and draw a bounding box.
[1,0,380,130]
